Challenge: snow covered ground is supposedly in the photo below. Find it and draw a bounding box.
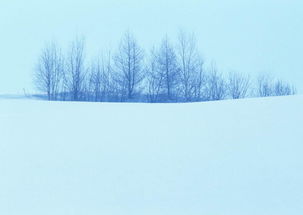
[0,96,302,215]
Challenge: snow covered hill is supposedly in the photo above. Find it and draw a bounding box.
[0,96,302,215]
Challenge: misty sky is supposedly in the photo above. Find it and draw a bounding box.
[0,0,302,93]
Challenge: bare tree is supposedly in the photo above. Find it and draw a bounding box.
[206,63,227,101]
[273,80,296,96]
[227,72,250,99]
[191,63,207,101]
[146,48,165,102]
[176,31,204,101]
[256,74,297,97]
[256,74,274,97]
[114,32,144,101]
[34,42,64,100]
[64,38,86,101]
[150,37,179,101]
[147,51,164,102]
[89,53,113,102]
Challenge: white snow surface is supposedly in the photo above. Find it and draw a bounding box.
[0,96,303,215]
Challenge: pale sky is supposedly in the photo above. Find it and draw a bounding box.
[0,0,302,93]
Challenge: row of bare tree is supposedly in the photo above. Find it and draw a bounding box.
[34,31,296,102]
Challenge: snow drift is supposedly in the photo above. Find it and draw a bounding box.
[0,95,302,215]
